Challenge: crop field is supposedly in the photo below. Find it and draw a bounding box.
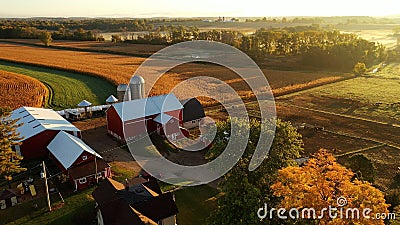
[0,70,47,109]
[0,39,166,57]
[278,63,400,124]
[0,43,348,106]
[0,61,115,110]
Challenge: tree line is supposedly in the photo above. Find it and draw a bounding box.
[122,26,386,71]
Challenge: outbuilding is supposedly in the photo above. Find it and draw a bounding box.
[47,131,111,191]
[180,98,205,129]
[0,189,18,210]
[106,94,184,142]
[11,107,81,159]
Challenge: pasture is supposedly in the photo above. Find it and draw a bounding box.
[278,63,400,124]
[0,61,115,110]
[0,70,47,109]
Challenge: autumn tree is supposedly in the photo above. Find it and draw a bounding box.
[39,31,52,46]
[271,149,389,225]
[0,108,26,188]
[207,119,303,225]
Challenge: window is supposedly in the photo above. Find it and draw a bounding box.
[78,178,87,184]
[82,155,87,161]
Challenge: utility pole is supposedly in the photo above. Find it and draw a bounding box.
[42,161,51,212]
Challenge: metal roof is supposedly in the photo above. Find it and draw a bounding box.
[11,107,80,141]
[153,113,173,125]
[112,94,183,122]
[106,95,118,103]
[47,131,102,170]
[78,100,92,107]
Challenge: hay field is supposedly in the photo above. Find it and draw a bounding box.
[0,43,347,105]
[0,70,47,109]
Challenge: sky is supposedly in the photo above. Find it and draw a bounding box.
[0,0,399,18]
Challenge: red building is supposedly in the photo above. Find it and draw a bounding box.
[47,131,111,191]
[11,107,81,159]
[106,94,185,142]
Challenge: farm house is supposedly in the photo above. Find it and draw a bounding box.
[106,93,185,142]
[10,107,81,159]
[180,98,206,129]
[47,131,111,191]
[92,177,178,225]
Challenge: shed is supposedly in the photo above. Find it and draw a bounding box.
[47,131,111,191]
[10,107,81,159]
[180,98,205,129]
[0,189,18,209]
[106,94,184,142]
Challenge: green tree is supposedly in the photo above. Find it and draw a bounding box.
[353,62,367,75]
[207,119,303,225]
[0,108,26,188]
[346,154,376,183]
[39,31,52,46]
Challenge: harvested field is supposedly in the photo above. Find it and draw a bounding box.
[0,70,47,109]
[278,63,400,124]
[0,42,348,106]
[0,39,166,57]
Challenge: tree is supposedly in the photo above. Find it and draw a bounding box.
[353,62,367,76]
[271,149,389,225]
[0,108,26,188]
[207,119,303,225]
[39,31,52,46]
[346,154,376,183]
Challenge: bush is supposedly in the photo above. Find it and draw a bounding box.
[353,62,367,76]
[346,154,376,183]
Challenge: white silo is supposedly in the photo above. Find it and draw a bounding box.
[117,84,128,102]
[129,75,145,100]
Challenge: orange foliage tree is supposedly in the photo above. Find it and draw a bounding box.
[271,149,389,225]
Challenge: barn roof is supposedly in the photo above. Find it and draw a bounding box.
[93,178,178,225]
[180,98,205,123]
[112,94,183,122]
[11,107,80,141]
[153,113,173,125]
[47,131,102,170]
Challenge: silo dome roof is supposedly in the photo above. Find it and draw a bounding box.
[117,84,128,91]
[130,75,145,84]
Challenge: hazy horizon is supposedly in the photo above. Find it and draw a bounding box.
[1,0,399,18]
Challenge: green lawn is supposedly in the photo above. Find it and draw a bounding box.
[0,60,115,110]
[0,188,96,225]
[175,185,219,225]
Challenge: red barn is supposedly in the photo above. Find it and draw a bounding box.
[106,94,184,142]
[11,107,81,159]
[47,131,111,191]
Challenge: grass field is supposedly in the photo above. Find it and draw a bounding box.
[0,60,115,110]
[0,70,47,109]
[175,185,219,225]
[279,63,400,123]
